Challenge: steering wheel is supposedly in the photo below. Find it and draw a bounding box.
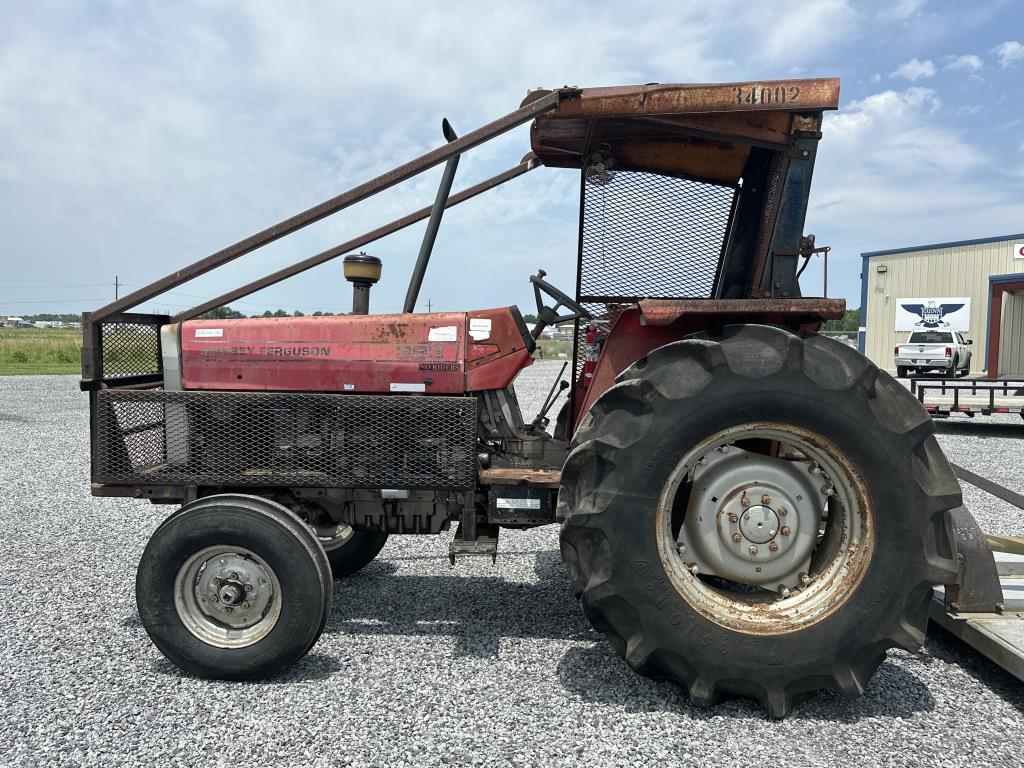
[530,270,592,333]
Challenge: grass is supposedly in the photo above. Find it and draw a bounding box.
[534,339,574,360]
[0,328,81,375]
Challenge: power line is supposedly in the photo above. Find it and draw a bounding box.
[0,283,111,289]
[0,298,109,304]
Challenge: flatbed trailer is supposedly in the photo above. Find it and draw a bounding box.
[911,377,1024,419]
[931,468,1024,682]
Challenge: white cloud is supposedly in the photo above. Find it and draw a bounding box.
[877,0,928,23]
[890,58,936,81]
[992,40,1024,68]
[808,85,1017,272]
[944,54,983,72]
[5,0,1021,313]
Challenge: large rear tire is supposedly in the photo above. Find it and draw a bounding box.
[137,494,332,679]
[558,325,960,717]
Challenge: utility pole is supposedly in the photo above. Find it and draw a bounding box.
[427,299,432,312]
[115,275,120,300]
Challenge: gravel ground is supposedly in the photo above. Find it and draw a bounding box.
[1,365,1022,768]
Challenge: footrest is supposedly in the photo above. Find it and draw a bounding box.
[449,522,499,565]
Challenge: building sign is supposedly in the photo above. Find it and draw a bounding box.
[895,298,971,331]
[1015,243,1024,259]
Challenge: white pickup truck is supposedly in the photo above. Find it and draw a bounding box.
[894,330,973,378]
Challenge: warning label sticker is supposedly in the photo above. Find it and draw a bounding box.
[469,317,492,341]
[496,498,541,510]
[428,326,458,342]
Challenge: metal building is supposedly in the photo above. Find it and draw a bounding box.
[859,233,1024,378]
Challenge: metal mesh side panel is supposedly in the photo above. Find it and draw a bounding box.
[95,390,478,489]
[101,322,161,378]
[574,170,736,377]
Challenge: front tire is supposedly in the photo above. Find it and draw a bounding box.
[558,325,960,717]
[137,494,332,679]
[896,366,908,378]
[322,526,389,578]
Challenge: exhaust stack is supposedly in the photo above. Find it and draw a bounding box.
[343,252,382,315]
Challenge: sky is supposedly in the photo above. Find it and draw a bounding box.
[1,0,1022,318]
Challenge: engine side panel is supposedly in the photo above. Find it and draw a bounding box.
[179,307,532,394]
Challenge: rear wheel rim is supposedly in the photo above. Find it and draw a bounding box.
[173,545,282,648]
[656,421,875,635]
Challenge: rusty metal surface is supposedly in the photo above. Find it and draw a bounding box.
[479,467,561,489]
[90,91,562,323]
[638,297,846,325]
[547,79,840,119]
[944,505,1004,614]
[174,158,538,321]
[654,420,875,635]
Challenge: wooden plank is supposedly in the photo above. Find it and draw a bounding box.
[479,467,561,489]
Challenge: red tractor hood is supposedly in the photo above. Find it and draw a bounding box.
[174,307,534,394]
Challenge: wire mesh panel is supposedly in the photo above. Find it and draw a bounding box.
[101,321,161,379]
[580,169,735,302]
[95,390,478,490]
[575,169,737,377]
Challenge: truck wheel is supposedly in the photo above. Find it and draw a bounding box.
[896,366,908,378]
[137,494,332,679]
[558,325,960,717]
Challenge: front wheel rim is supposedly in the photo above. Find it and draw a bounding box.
[173,545,282,648]
[656,421,875,635]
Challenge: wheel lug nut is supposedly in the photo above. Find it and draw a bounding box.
[732,533,742,543]
[676,543,687,555]
[230,572,239,580]
[244,584,253,592]
[778,506,788,516]
[241,601,250,609]
[687,563,699,575]
[779,586,791,598]
[769,542,779,552]
[210,595,218,603]
[212,578,221,586]
[749,545,758,556]
[740,495,751,508]
[781,526,791,536]
[728,513,738,524]
[761,494,771,505]
[800,573,811,585]
[224,606,232,613]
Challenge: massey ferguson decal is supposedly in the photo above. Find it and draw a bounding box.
[196,344,331,357]
[895,298,970,332]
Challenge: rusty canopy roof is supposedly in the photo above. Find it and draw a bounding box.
[530,78,839,184]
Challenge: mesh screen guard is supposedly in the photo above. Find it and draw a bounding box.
[95,390,478,490]
[100,320,162,379]
[574,168,738,377]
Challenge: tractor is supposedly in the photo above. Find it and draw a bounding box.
[81,79,1005,717]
